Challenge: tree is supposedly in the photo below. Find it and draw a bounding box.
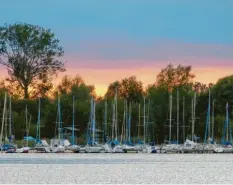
[0,23,65,99]
[55,75,95,99]
[105,81,121,98]
[105,76,144,102]
[211,75,233,111]
[121,76,144,102]
[156,63,195,92]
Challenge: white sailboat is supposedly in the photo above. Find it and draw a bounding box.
[1,93,19,153]
[85,97,105,153]
[64,96,82,153]
[16,105,31,153]
[49,96,65,153]
[34,98,51,153]
[162,93,181,153]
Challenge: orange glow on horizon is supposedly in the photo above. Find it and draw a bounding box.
[59,66,233,96]
[1,65,233,97]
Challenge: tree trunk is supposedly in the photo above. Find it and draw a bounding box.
[24,85,29,99]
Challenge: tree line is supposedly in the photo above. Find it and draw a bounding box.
[0,23,232,144]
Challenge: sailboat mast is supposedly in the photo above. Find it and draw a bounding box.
[169,93,172,143]
[26,105,28,147]
[204,90,211,144]
[0,92,7,148]
[146,100,150,143]
[212,100,214,139]
[121,100,126,142]
[182,97,185,142]
[112,100,115,140]
[208,90,211,139]
[125,100,128,141]
[138,103,140,139]
[191,92,196,141]
[177,90,179,143]
[72,96,75,145]
[93,99,96,145]
[104,100,107,142]
[208,91,211,138]
[36,98,41,141]
[128,101,131,142]
[226,102,229,141]
[115,88,118,140]
[9,95,12,137]
[143,96,146,144]
[4,94,8,141]
[57,96,60,140]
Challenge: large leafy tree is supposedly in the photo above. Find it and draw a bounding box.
[105,81,121,98]
[0,23,65,99]
[156,63,195,92]
[211,75,233,112]
[55,75,95,98]
[121,76,144,102]
[105,76,144,102]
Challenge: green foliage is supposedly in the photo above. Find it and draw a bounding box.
[0,23,65,98]
[156,63,195,92]
[105,76,144,103]
[0,50,232,144]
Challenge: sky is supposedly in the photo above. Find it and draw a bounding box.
[0,0,233,95]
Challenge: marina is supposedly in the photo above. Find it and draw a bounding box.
[1,88,233,154]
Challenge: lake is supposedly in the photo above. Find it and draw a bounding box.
[0,153,232,184]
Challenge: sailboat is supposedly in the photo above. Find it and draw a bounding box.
[65,96,81,153]
[134,97,155,153]
[162,93,181,153]
[182,92,203,153]
[102,100,113,153]
[49,96,65,153]
[0,93,17,153]
[110,90,125,153]
[85,97,105,153]
[218,102,233,153]
[34,98,50,153]
[16,105,31,153]
[122,101,139,153]
[200,90,221,153]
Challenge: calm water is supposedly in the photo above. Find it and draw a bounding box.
[0,153,233,184]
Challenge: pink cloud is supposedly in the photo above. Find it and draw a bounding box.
[67,39,233,61]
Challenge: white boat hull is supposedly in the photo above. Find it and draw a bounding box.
[50,145,65,153]
[16,147,30,153]
[85,145,105,153]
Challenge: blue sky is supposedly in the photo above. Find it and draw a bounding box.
[1,0,232,45]
[1,0,233,94]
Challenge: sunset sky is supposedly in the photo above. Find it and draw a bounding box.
[0,0,232,96]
